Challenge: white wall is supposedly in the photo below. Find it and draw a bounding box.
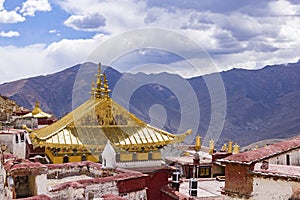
[268,148,300,166]
[0,133,26,159]
[101,142,117,169]
[35,174,47,195]
[251,177,298,200]
[117,160,162,168]
[13,133,26,159]
[224,177,300,200]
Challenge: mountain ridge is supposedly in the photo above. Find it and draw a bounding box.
[0,62,299,147]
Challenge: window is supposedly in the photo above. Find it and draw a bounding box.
[286,154,290,165]
[63,155,69,163]
[15,135,19,143]
[20,133,25,142]
[82,154,87,161]
[199,167,210,176]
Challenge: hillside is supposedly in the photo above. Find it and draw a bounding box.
[0,95,22,121]
[0,62,299,147]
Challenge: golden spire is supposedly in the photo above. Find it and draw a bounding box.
[94,63,103,99]
[228,140,233,153]
[221,143,227,152]
[194,135,201,151]
[209,139,214,154]
[90,80,95,98]
[103,73,111,99]
[32,100,42,115]
[233,143,240,154]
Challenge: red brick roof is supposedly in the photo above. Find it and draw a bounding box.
[49,167,146,192]
[4,158,47,173]
[221,135,300,164]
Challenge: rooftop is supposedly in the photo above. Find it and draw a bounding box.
[0,129,26,135]
[166,152,212,165]
[4,158,47,175]
[253,163,300,180]
[29,64,191,153]
[161,178,224,200]
[220,135,300,164]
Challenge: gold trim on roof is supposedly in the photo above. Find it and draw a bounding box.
[30,64,192,152]
[23,100,52,118]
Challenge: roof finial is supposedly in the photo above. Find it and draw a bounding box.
[209,139,214,154]
[90,80,95,98]
[103,73,111,98]
[95,63,103,99]
[194,135,201,151]
[233,143,240,154]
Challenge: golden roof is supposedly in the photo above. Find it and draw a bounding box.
[23,100,52,118]
[30,63,191,152]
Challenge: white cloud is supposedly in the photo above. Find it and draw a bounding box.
[1,0,300,83]
[268,0,300,16]
[49,29,57,34]
[0,30,20,37]
[0,9,25,23]
[64,14,106,31]
[49,29,61,36]
[0,0,4,10]
[20,0,51,16]
[58,0,147,34]
[0,35,110,83]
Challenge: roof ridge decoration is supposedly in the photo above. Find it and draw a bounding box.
[30,63,192,153]
[32,100,42,115]
[90,63,110,99]
[23,99,52,119]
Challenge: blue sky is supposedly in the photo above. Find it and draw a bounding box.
[1,0,300,83]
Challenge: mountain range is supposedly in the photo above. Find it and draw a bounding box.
[0,61,299,148]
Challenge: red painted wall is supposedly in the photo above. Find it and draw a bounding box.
[117,176,146,194]
[145,171,169,200]
[224,163,254,196]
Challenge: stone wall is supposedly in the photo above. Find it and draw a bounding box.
[252,177,297,200]
[223,163,254,197]
[45,162,147,200]
[46,161,103,179]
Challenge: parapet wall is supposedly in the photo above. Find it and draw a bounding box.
[44,161,147,200]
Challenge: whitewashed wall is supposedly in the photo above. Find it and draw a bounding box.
[268,148,300,166]
[0,134,26,159]
[251,177,300,200]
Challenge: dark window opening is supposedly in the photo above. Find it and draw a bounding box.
[63,155,69,163]
[286,154,290,165]
[20,133,25,142]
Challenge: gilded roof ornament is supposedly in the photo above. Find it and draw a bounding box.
[103,73,111,98]
[30,61,191,154]
[94,63,103,99]
[90,80,95,98]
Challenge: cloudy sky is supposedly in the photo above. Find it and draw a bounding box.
[1,0,300,83]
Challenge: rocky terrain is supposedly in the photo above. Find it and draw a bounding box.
[0,61,299,147]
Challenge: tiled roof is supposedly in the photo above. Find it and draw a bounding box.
[4,158,47,174]
[221,135,300,164]
[31,97,191,152]
[253,163,300,180]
